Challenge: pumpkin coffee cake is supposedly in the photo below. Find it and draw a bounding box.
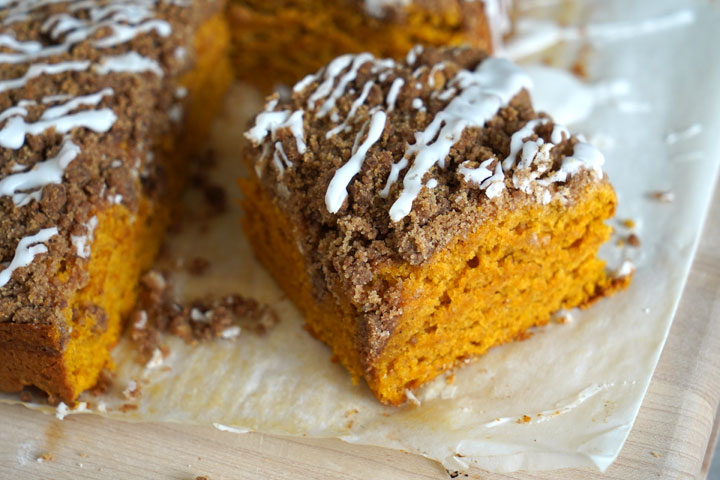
[227,0,513,90]
[0,0,232,403]
[241,46,630,405]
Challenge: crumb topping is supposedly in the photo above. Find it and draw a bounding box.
[0,0,221,325]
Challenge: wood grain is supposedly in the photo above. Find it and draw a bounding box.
[1,180,719,480]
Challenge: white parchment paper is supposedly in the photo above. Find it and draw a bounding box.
[3,0,719,473]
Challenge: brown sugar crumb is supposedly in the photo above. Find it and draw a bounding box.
[37,453,55,463]
[121,380,142,401]
[129,270,279,362]
[118,404,138,413]
[517,415,532,424]
[650,190,675,203]
[627,234,641,247]
[88,369,114,396]
[187,257,211,276]
[188,150,228,217]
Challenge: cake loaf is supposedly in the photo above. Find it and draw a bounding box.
[241,46,630,405]
[0,0,232,403]
[227,0,513,90]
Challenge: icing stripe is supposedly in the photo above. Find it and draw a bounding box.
[0,137,81,205]
[325,110,386,213]
[388,58,532,221]
[0,227,58,288]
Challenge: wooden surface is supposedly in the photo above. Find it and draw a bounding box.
[1,181,719,480]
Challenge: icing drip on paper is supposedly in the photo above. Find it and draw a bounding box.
[0,227,58,288]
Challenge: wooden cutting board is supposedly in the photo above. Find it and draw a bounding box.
[1,177,719,480]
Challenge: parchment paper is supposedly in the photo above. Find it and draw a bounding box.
[3,0,719,473]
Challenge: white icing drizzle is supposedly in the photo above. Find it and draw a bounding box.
[325,110,386,213]
[245,108,306,157]
[386,77,405,111]
[482,0,514,50]
[502,118,549,171]
[0,1,171,63]
[71,215,98,259]
[315,53,374,118]
[427,62,446,88]
[40,87,113,121]
[0,227,58,288]
[0,61,90,93]
[387,58,531,221]
[42,94,72,104]
[327,81,375,138]
[0,90,117,149]
[0,137,80,205]
[458,158,494,186]
[94,52,164,76]
[271,141,292,178]
[405,45,423,65]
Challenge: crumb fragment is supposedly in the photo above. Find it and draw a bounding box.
[650,190,675,203]
[88,369,114,396]
[552,310,573,324]
[517,415,532,424]
[627,234,641,247]
[614,260,635,279]
[129,270,280,363]
[118,404,138,412]
[650,451,661,458]
[187,257,210,276]
[622,219,635,229]
[122,380,141,401]
[404,389,421,406]
[36,453,55,463]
